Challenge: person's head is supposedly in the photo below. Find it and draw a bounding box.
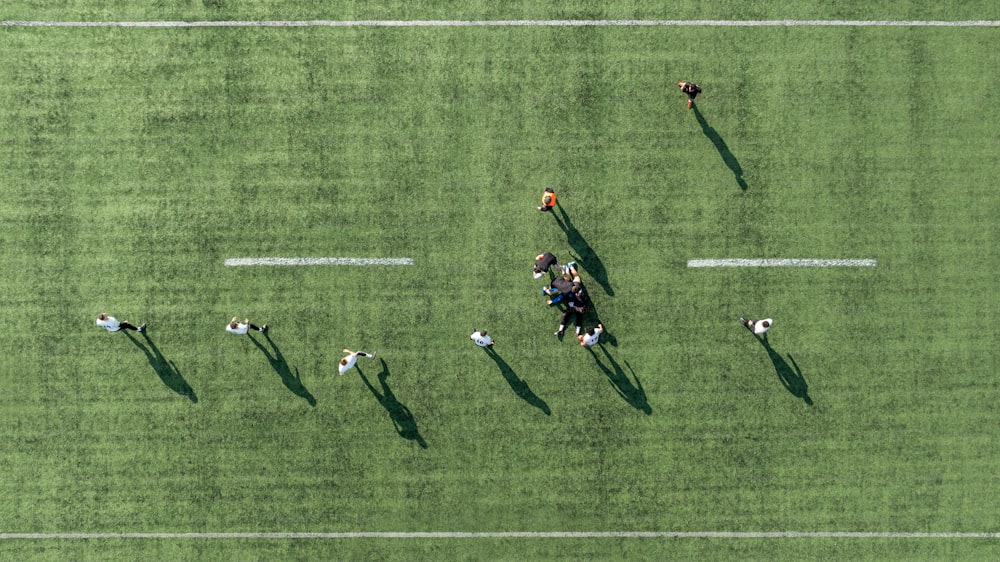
[544,188,554,194]
[480,330,488,337]
[340,358,349,366]
[585,326,596,336]
[97,313,108,321]
[677,81,686,88]
[761,321,770,328]
[229,320,239,329]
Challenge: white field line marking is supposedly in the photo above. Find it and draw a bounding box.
[225,257,413,266]
[0,532,996,539]
[688,259,876,268]
[3,20,1000,27]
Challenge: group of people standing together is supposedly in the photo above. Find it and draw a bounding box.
[534,252,603,346]
[470,188,604,351]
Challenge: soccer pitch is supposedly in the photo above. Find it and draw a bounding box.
[0,2,998,559]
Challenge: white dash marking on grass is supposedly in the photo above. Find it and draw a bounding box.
[3,20,1000,28]
[0,531,995,539]
[225,257,413,266]
[688,259,876,268]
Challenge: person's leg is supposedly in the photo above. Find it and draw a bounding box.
[557,309,574,335]
[574,311,584,335]
[119,321,142,331]
[248,323,267,332]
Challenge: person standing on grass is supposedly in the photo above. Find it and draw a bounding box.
[578,323,604,347]
[537,187,557,212]
[96,313,145,333]
[739,317,773,336]
[533,252,562,279]
[471,329,494,348]
[556,285,590,337]
[339,348,376,375]
[678,81,702,109]
[226,316,267,335]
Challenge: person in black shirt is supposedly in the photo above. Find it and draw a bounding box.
[678,81,702,109]
[542,262,580,305]
[555,284,589,337]
[533,252,562,279]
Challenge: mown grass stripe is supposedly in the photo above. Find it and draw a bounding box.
[688,259,876,268]
[0,532,995,539]
[225,258,413,266]
[3,20,1000,27]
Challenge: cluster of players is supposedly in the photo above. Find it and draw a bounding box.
[469,186,605,352]
[470,252,603,351]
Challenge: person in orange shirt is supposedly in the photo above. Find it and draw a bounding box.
[537,187,556,212]
[678,81,702,109]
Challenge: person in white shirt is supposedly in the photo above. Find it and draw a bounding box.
[226,317,267,335]
[339,348,376,375]
[577,323,603,347]
[739,317,773,336]
[470,329,494,348]
[96,313,145,333]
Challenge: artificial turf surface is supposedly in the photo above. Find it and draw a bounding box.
[0,3,997,559]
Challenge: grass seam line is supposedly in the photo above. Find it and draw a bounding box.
[0,532,996,539]
[3,20,1000,27]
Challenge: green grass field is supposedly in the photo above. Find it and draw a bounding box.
[0,2,998,560]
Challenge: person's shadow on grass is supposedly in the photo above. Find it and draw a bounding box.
[552,201,614,296]
[483,347,551,415]
[754,333,813,405]
[587,345,651,414]
[248,332,316,406]
[359,359,428,448]
[693,104,748,191]
[125,332,197,402]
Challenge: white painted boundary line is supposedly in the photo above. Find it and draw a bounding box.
[688,259,876,268]
[3,20,1000,27]
[225,257,413,266]
[0,532,996,539]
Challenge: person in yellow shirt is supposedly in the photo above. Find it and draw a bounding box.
[537,187,556,212]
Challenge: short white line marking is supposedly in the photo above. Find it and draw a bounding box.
[225,258,413,266]
[3,20,1000,27]
[0,532,995,539]
[688,259,876,268]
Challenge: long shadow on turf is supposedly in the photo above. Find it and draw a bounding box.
[552,201,614,296]
[587,345,651,414]
[693,104,748,191]
[754,334,813,405]
[483,347,551,415]
[125,332,198,402]
[359,359,428,448]
[248,332,317,406]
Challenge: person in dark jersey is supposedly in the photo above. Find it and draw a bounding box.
[678,81,702,109]
[532,252,562,279]
[555,284,590,337]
